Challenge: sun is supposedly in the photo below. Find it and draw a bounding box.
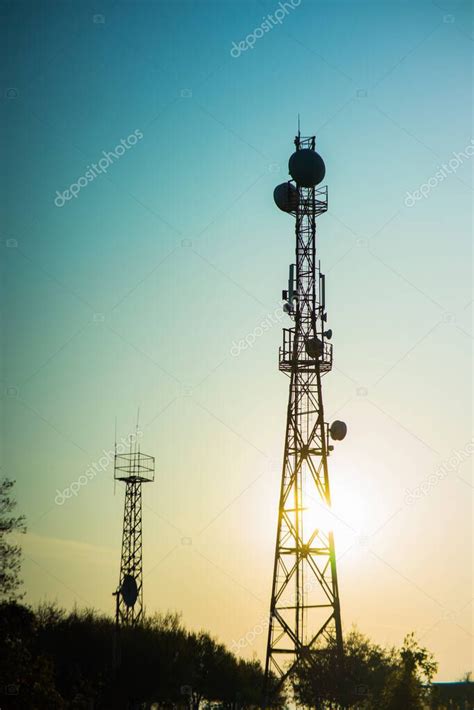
[301,474,372,550]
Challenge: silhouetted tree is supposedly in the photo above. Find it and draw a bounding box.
[0,601,64,709]
[382,633,437,710]
[292,628,437,709]
[0,479,26,601]
[27,603,275,707]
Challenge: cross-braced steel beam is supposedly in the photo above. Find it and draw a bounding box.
[118,479,143,625]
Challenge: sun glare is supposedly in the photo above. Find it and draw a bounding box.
[302,475,372,550]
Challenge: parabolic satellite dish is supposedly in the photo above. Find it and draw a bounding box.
[121,574,138,608]
[330,420,347,441]
[289,148,326,187]
[273,182,299,213]
[305,336,324,359]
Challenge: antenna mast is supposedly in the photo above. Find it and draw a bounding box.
[265,134,346,698]
[113,426,155,626]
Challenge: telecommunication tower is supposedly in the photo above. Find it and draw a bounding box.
[113,431,155,626]
[264,133,347,694]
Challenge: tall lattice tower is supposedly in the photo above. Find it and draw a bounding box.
[264,132,347,695]
[113,433,155,626]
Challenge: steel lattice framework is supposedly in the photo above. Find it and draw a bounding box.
[114,446,154,626]
[265,134,343,695]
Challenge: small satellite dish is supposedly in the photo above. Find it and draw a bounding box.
[121,574,138,608]
[330,420,347,441]
[273,182,299,213]
[305,336,323,359]
[289,149,326,187]
[324,329,333,340]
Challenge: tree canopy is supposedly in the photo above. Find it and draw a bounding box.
[0,479,26,602]
[292,627,438,710]
[0,602,283,709]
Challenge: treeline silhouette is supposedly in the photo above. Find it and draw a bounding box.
[2,600,472,709]
[0,601,282,709]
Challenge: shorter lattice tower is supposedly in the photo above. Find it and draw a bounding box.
[113,431,154,626]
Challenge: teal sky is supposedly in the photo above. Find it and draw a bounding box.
[2,0,472,681]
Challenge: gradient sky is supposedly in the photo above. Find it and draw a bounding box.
[2,0,472,682]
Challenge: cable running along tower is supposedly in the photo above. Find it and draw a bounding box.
[113,431,155,626]
[265,133,347,693]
